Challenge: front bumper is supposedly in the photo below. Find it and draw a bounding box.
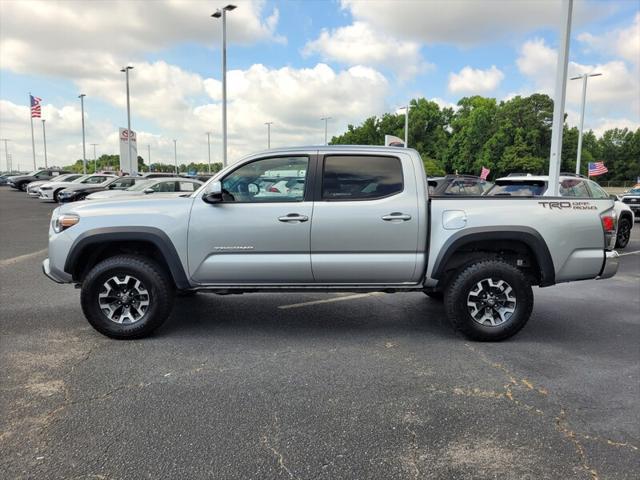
[42,258,72,284]
[597,251,619,280]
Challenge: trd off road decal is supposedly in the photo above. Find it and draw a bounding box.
[538,201,597,210]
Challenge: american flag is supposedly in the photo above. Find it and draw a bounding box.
[480,166,490,180]
[588,162,608,177]
[30,95,42,118]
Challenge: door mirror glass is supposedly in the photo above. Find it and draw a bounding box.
[203,181,223,204]
[143,188,154,194]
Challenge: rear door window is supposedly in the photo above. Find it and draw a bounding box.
[560,179,590,197]
[322,155,403,201]
[487,182,546,196]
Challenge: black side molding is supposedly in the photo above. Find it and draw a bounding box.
[430,226,556,287]
[64,227,190,289]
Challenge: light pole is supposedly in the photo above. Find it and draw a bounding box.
[0,139,10,171]
[173,139,178,174]
[41,120,48,168]
[206,132,212,173]
[546,0,573,196]
[212,4,236,168]
[120,66,134,174]
[321,117,332,145]
[399,105,410,148]
[79,94,87,174]
[265,122,273,149]
[571,72,602,175]
[90,143,99,173]
[147,144,151,170]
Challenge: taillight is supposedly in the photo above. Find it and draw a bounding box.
[601,215,615,232]
[600,210,617,250]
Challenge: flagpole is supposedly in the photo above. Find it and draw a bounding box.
[42,119,48,168]
[29,93,36,169]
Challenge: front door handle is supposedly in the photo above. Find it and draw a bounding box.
[382,212,412,222]
[278,213,309,223]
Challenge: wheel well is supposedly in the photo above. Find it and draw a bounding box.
[437,239,543,288]
[619,211,633,224]
[71,240,174,286]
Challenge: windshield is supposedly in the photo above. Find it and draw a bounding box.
[71,175,89,183]
[127,179,155,191]
[628,188,640,195]
[486,181,547,196]
[26,170,40,176]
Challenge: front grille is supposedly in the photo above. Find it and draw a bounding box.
[622,197,639,204]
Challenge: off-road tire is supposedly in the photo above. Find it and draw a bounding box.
[444,260,533,341]
[615,218,631,249]
[81,254,175,339]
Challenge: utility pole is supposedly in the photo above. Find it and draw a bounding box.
[321,117,332,145]
[79,94,87,174]
[120,66,134,173]
[147,144,151,170]
[571,72,602,175]
[29,93,37,169]
[546,0,573,196]
[41,120,48,168]
[212,4,237,167]
[206,132,212,173]
[173,139,178,174]
[90,143,99,173]
[0,139,10,172]
[265,122,273,149]
[399,105,410,148]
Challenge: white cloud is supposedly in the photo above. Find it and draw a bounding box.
[0,0,282,78]
[448,66,504,94]
[303,22,430,80]
[340,0,605,46]
[0,63,390,170]
[578,12,640,65]
[515,38,640,130]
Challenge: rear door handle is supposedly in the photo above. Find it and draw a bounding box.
[382,212,412,222]
[278,213,309,223]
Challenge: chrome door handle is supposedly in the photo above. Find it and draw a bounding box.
[278,213,309,222]
[382,212,412,222]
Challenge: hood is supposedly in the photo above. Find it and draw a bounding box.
[58,194,194,220]
[61,183,105,192]
[7,175,34,182]
[86,190,142,199]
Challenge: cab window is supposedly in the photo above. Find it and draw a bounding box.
[322,155,403,201]
[586,181,610,199]
[560,179,589,197]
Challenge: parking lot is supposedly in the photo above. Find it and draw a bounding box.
[0,186,638,479]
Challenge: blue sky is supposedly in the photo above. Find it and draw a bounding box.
[0,0,638,169]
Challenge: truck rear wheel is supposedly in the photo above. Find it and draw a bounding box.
[80,255,175,339]
[444,260,533,341]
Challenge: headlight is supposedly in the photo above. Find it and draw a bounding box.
[52,214,80,233]
[40,186,52,191]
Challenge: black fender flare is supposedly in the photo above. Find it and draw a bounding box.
[64,226,190,289]
[430,226,556,287]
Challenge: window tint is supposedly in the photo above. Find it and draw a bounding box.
[152,181,178,192]
[179,181,198,192]
[222,156,308,203]
[443,179,486,195]
[487,182,546,196]
[560,179,589,197]
[34,171,49,178]
[587,181,610,199]
[110,178,135,190]
[322,155,403,200]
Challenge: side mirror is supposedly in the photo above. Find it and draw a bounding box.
[610,194,619,201]
[143,188,154,194]
[203,181,223,204]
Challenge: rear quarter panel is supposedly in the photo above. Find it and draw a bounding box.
[427,197,614,285]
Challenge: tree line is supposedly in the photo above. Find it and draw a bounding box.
[330,94,640,181]
[64,154,223,175]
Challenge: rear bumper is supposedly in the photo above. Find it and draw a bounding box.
[597,251,619,280]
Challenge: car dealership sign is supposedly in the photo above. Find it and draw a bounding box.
[119,128,138,174]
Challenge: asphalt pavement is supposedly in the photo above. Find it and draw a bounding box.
[1,186,638,479]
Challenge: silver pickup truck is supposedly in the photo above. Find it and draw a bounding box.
[43,146,620,341]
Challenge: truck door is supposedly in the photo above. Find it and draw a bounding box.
[188,154,315,284]
[310,154,420,284]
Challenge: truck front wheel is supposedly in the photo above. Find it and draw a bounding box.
[80,255,175,339]
[444,260,533,341]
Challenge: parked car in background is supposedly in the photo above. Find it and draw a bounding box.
[620,187,640,220]
[39,174,116,202]
[427,174,492,196]
[57,176,151,203]
[85,177,202,200]
[6,168,70,191]
[485,174,634,248]
[26,173,85,197]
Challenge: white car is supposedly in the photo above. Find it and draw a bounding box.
[39,174,116,202]
[26,173,84,197]
[85,177,202,200]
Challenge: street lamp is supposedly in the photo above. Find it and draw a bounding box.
[41,120,48,168]
[0,139,10,171]
[321,117,332,145]
[398,105,410,148]
[120,65,134,174]
[78,94,87,174]
[570,72,602,175]
[212,4,236,167]
[147,144,151,170]
[173,139,178,174]
[265,122,273,149]
[206,132,212,173]
[90,143,99,173]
